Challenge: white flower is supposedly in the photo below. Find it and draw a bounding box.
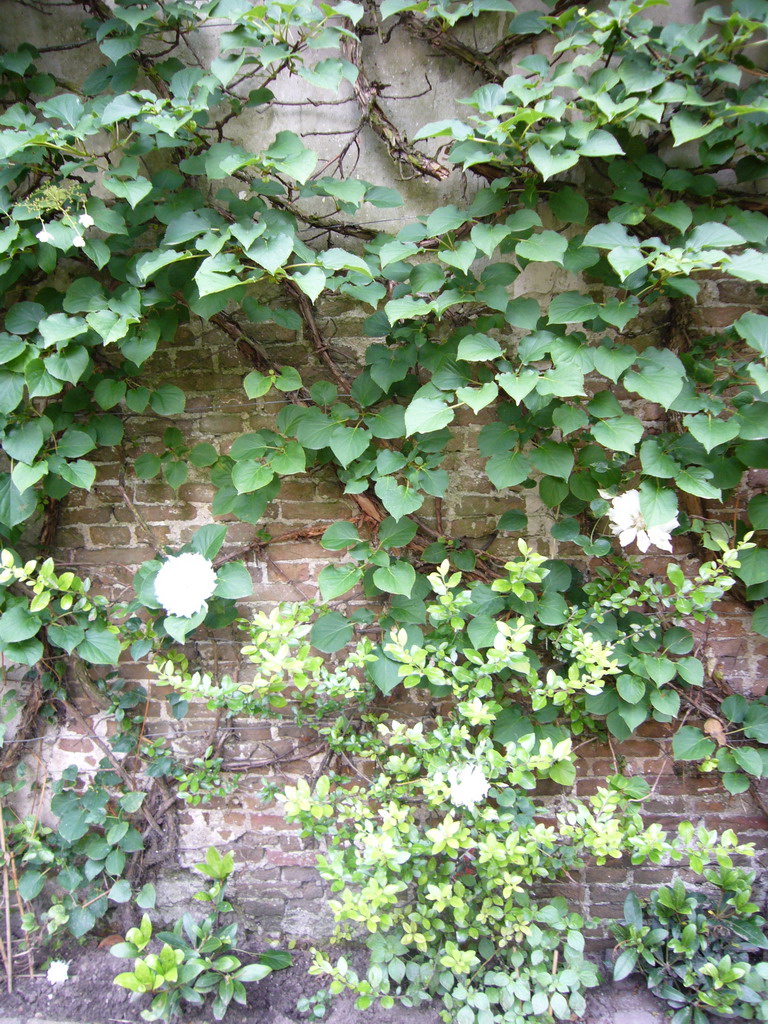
[78,212,94,228]
[46,960,69,984]
[606,489,679,553]
[447,764,489,810]
[72,234,86,248]
[238,190,248,200]
[153,552,217,618]
[36,226,53,243]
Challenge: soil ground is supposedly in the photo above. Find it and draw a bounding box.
[0,944,669,1024]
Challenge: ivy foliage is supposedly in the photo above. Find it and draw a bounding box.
[1,0,768,1017]
[0,0,765,598]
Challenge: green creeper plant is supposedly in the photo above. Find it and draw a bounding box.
[6,763,152,941]
[0,0,767,1008]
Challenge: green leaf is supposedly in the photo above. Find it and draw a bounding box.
[485,452,531,489]
[0,604,40,643]
[623,348,684,409]
[456,333,503,361]
[727,248,768,284]
[150,385,186,416]
[650,689,680,717]
[57,808,89,844]
[498,510,527,531]
[734,312,768,357]
[640,439,679,479]
[213,562,253,600]
[234,963,272,983]
[0,474,37,526]
[528,143,579,181]
[103,175,152,208]
[638,482,678,528]
[735,547,768,587]
[672,726,715,761]
[515,230,568,265]
[109,879,132,903]
[93,378,127,409]
[550,186,588,224]
[249,233,295,276]
[456,382,498,413]
[135,454,161,479]
[137,883,157,909]
[671,111,714,146]
[723,772,750,795]
[617,675,645,705]
[232,462,275,494]
[243,371,272,399]
[328,425,371,467]
[68,906,97,939]
[292,267,326,302]
[732,746,763,777]
[18,869,46,900]
[372,561,416,597]
[613,949,638,982]
[683,414,740,453]
[318,564,363,601]
[321,521,361,550]
[379,516,418,549]
[497,370,539,403]
[374,477,423,519]
[264,131,318,183]
[578,129,623,156]
[311,612,353,652]
[592,415,643,454]
[0,372,24,415]
[753,604,768,637]
[404,398,454,436]
[547,291,599,324]
[4,421,45,465]
[77,626,121,665]
[530,442,574,480]
[58,459,97,491]
[471,223,512,256]
[57,429,95,459]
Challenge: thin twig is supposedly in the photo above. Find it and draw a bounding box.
[0,806,13,993]
[64,698,164,836]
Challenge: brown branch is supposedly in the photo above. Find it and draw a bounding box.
[116,465,161,552]
[283,280,351,390]
[221,743,326,772]
[489,0,583,63]
[213,525,328,568]
[63,696,164,836]
[0,678,43,776]
[268,195,378,240]
[0,806,12,993]
[401,14,506,84]
[340,27,450,182]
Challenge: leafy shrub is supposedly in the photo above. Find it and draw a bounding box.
[613,868,768,1023]
[112,846,290,1021]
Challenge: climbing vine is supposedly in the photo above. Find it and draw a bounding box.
[0,0,767,1019]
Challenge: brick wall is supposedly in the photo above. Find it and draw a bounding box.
[3,0,767,954]
[8,291,757,948]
